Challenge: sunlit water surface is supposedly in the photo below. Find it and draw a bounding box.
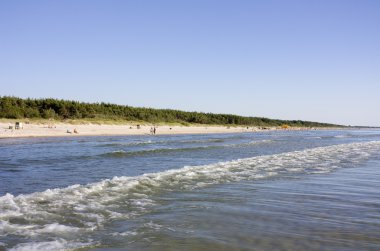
[1,129,380,250]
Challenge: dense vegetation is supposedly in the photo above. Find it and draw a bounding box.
[0,96,339,127]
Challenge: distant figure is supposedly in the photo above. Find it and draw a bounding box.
[15,122,23,130]
[150,127,154,135]
[74,128,78,134]
[153,127,156,135]
[67,129,72,134]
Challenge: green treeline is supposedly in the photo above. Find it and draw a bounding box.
[0,96,339,127]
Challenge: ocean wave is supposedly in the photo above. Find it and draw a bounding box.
[8,238,95,251]
[239,139,273,146]
[1,141,380,250]
[334,135,349,138]
[179,138,225,144]
[95,138,225,148]
[98,145,223,158]
[95,140,153,147]
[98,139,273,158]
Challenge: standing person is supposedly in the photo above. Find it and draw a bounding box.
[153,127,156,135]
[150,127,154,135]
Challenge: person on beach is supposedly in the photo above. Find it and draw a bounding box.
[150,127,154,135]
[153,127,156,135]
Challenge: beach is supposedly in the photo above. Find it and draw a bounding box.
[0,121,293,138]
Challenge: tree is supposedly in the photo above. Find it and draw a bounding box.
[42,108,56,119]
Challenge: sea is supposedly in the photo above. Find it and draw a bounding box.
[0,129,380,251]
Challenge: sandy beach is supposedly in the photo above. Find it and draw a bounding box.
[0,121,281,138]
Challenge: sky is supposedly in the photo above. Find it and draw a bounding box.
[0,0,379,126]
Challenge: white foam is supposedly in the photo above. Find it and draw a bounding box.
[37,223,81,234]
[144,221,163,230]
[1,141,380,249]
[0,220,38,236]
[111,231,138,236]
[334,135,348,138]
[247,139,273,144]
[130,198,155,207]
[9,238,94,251]
[228,139,273,148]
[111,150,126,153]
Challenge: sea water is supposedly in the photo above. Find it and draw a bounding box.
[0,129,380,250]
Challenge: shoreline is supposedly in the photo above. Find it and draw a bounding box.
[0,121,325,139]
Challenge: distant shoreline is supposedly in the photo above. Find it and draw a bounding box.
[0,121,338,139]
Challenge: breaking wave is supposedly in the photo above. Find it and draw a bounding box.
[98,139,274,158]
[95,138,226,148]
[99,145,223,158]
[1,141,380,250]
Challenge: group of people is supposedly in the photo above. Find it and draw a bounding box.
[150,126,156,135]
[66,128,78,134]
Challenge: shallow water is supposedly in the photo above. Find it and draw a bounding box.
[1,129,380,250]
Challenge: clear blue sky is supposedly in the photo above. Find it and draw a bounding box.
[1,0,379,126]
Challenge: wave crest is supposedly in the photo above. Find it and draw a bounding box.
[1,141,380,250]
